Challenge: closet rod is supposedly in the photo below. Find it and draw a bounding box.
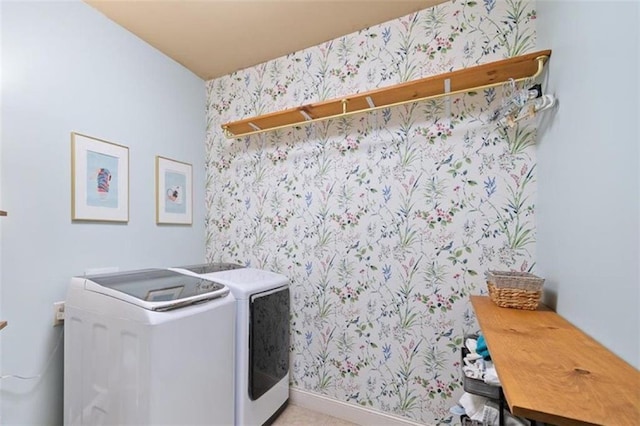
[222,54,549,139]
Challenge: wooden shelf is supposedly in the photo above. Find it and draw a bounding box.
[471,296,640,426]
[222,49,551,138]
[0,321,7,331]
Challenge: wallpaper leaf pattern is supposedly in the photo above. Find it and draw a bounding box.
[205,1,537,424]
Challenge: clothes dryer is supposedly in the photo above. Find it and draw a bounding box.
[172,265,290,426]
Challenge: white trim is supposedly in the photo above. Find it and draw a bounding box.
[289,387,425,426]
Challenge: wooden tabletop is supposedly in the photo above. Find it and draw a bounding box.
[471,296,640,426]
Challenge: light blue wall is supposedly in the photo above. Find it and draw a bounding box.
[536,1,639,368]
[0,1,206,423]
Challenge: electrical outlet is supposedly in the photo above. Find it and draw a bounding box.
[53,301,65,327]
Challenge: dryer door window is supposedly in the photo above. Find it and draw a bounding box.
[249,286,290,401]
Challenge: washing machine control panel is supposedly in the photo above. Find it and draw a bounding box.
[178,263,245,275]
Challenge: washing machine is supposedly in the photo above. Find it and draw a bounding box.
[64,268,236,425]
[171,264,290,426]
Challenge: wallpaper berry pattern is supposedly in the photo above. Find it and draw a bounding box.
[205,0,537,423]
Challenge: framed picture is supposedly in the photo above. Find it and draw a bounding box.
[156,156,193,225]
[71,132,129,222]
[145,285,184,302]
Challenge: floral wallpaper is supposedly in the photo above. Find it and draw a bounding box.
[205,0,537,424]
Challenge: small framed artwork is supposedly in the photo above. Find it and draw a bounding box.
[145,285,184,302]
[156,156,193,225]
[71,132,129,222]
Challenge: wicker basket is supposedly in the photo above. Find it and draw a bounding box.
[486,270,544,310]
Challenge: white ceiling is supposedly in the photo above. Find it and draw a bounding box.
[85,0,446,81]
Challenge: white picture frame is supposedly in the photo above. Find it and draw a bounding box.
[156,156,193,225]
[71,132,129,222]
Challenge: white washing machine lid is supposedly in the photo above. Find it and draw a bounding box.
[172,266,288,299]
[79,269,230,311]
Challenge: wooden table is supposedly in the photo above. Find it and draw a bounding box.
[471,296,640,425]
[0,321,6,331]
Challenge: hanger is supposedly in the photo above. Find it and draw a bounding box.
[500,93,556,128]
[493,81,556,128]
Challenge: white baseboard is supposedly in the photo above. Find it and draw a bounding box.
[289,387,425,426]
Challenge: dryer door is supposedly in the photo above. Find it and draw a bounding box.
[249,286,290,400]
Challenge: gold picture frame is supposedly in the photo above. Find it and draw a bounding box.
[71,132,129,222]
[155,156,193,225]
